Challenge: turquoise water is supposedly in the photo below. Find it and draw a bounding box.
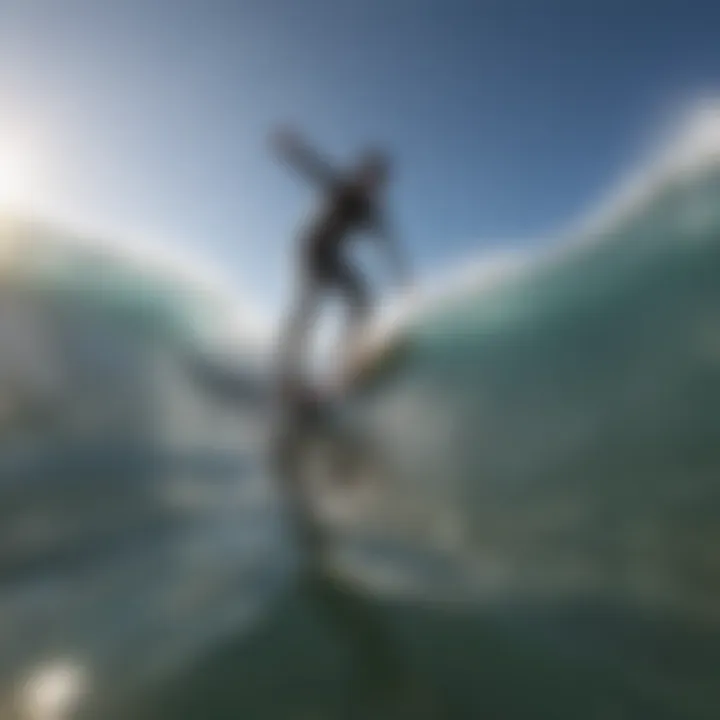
[348,162,720,623]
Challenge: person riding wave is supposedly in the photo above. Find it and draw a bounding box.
[272,128,409,386]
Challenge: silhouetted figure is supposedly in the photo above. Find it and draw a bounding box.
[269,132,436,718]
[272,128,408,380]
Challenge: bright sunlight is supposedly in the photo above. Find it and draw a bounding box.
[0,134,41,210]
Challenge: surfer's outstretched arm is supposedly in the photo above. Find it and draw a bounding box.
[271,128,338,189]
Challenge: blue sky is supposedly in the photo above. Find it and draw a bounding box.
[2,0,720,316]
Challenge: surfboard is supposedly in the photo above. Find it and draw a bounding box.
[343,325,412,395]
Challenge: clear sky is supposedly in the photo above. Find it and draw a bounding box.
[2,0,720,317]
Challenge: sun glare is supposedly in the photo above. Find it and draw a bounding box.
[22,660,88,720]
[0,136,40,211]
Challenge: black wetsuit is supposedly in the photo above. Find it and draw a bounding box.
[277,137,399,377]
[301,177,382,309]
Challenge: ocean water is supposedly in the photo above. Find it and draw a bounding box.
[3,110,720,719]
[347,156,720,625]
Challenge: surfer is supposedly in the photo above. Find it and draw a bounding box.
[272,128,409,380]
[269,132,439,718]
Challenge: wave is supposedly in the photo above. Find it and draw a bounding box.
[345,100,720,628]
[368,98,720,345]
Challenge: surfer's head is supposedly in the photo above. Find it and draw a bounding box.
[356,148,390,190]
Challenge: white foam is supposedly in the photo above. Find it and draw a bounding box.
[369,247,529,343]
[568,96,720,242]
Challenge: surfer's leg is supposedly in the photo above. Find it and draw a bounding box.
[278,275,320,377]
[336,260,370,371]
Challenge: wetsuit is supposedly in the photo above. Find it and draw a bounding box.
[301,177,383,313]
[277,138,396,375]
